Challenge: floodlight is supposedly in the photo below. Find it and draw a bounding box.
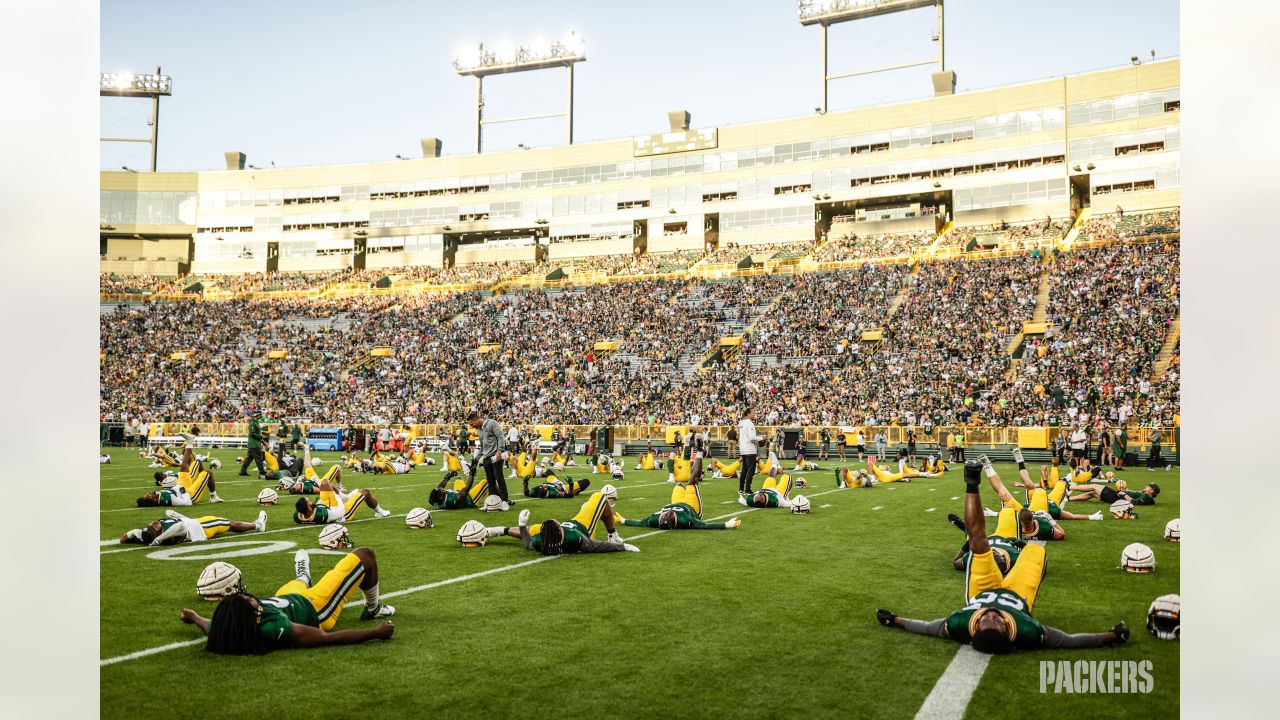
[101,67,172,171]
[798,0,936,25]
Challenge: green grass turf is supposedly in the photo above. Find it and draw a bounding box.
[99,449,1179,718]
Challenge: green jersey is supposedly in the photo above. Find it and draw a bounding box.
[945,589,1045,651]
[1122,490,1155,506]
[298,479,319,493]
[294,504,331,524]
[964,536,1023,567]
[1045,501,1062,520]
[530,522,587,553]
[430,489,475,510]
[247,419,263,450]
[534,480,573,498]
[256,594,321,649]
[157,489,181,506]
[272,469,293,480]
[746,488,783,508]
[622,503,729,530]
[1028,512,1056,540]
[290,426,302,442]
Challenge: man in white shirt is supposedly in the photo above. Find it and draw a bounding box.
[1069,425,1089,466]
[737,408,766,495]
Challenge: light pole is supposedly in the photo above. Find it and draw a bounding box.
[100,67,172,171]
[453,32,586,154]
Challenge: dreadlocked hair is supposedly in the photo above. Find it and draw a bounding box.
[539,520,565,556]
[136,495,161,507]
[428,488,446,505]
[205,593,270,655]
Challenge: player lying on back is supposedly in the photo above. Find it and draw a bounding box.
[1005,448,1101,522]
[139,444,224,506]
[865,457,926,484]
[1068,479,1160,507]
[523,475,591,499]
[834,467,877,488]
[464,508,639,555]
[354,455,414,474]
[99,454,112,464]
[739,467,798,508]
[293,476,391,524]
[149,445,182,467]
[623,470,740,530]
[977,455,1081,538]
[120,509,267,545]
[957,456,1064,542]
[179,547,394,654]
[876,460,1129,654]
[427,470,489,510]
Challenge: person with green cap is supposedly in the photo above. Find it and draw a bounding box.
[239,408,268,479]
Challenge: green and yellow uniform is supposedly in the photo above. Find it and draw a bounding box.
[666,456,692,482]
[264,450,281,473]
[430,478,488,510]
[1123,490,1156,506]
[154,447,181,467]
[622,502,730,530]
[257,551,368,646]
[964,541,1047,611]
[945,589,1046,650]
[526,522,590,554]
[992,506,1056,541]
[292,488,369,524]
[566,491,620,538]
[526,477,585,498]
[959,536,1023,570]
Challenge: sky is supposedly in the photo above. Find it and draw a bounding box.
[100,0,1179,171]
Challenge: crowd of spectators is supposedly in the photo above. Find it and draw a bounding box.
[1078,208,1181,243]
[700,241,813,266]
[945,217,1071,251]
[814,229,934,262]
[100,232,1180,428]
[99,273,183,295]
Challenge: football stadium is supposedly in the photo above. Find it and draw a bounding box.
[98,2,1181,717]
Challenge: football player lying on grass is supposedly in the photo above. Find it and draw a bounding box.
[865,457,927,484]
[523,475,591,499]
[139,444,224,506]
[99,454,112,464]
[1005,448,1101,522]
[1068,480,1160,507]
[919,455,948,474]
[834,467,877,488]
[354,455,414,474]
[978,455,1088,536]
[120,509,267,545]
[463,508,639,555]
[959,457,1064,542]
[622,473,741,530]
[149,445,182,468]
[180,547,394,654]
[293,476,391,524]
[876,460,1130,654]
[739,467,800,508]
[427,470,490,510]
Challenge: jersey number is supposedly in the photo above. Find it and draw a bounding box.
[965,590,1025,612]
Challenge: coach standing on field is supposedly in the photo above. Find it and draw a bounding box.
[239,408,267,478]
[468,409,511,505]
[737,408,766,495]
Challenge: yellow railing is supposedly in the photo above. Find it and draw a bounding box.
[135,421,1176,453]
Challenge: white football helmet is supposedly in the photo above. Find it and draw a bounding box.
[196,561,244,600]
[1147,594,1180,640]
[457,519,488,547]
[311,457,322,467]
[256,488,279,506]
[278,476,297,491]
[318,524,352,550]
[794,477,808,489]
[209,458,223,469]
[480,495,506,512]
[1164,518,1181,542]
[406,507,434,529]
[1121,542,1156,573]
[158,474,177,489]
[1110,498,1135,519]
[791,494,811,514]
[601,484,618,503]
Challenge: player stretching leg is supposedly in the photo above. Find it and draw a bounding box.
[180,547,394,654]
[293,476,391,524]
[428,470,488,510]
[739,467,796,508]
[474,508,639,555]
[623,473,741,530]
[121,509,267,545]
[523,475,591,499]
[876,460,1130,653]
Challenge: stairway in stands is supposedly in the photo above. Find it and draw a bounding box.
[883,264,921,322]
[1005,259,1055,380]
[1150,318,1181,380]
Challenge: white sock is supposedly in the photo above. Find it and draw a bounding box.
[362,583,380,610]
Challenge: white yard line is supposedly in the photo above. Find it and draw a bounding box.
[100,489,843,665]
[913,646,992,720]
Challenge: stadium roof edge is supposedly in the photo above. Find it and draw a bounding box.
[102,56,1179,176]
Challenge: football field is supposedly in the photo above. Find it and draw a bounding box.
[99,449,1180,718]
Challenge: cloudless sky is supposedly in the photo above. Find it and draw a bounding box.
[100,0,1178,171]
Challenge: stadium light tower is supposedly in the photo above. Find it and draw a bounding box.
[453,32,585,153]
[797,0,953,113]
[100,67,172,172]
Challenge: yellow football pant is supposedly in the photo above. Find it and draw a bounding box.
[640,453,656,470]
[714,459,741,476]
[762,473,793,497]
[571,492,620,538]
[319,489,369,521]
[871,464,911,483]
[1048,480,1068,505]
[274,552,366,630]
[303,464,340,484]
[156,449,180,467]
[446,453,463,472]
[670,483,703,517]
[196,516,231,539]
[966,543,1047,611]
[756,458,773,475]
[178,471,209,504]
[451,478,489,504]
[671,458,691,482]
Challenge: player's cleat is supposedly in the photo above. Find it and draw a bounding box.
[725,517,741,529]
[1110,621,1131,644]
[294,549,311,584]
[983,507,999,517]
[255,511,267,532]
[1088,511,1103,521]
[374,507,391,518]
[979,455,993,471]
[947,513,966,532]
[876,608,897,627]
[1011,447,1024,464]
[209,493,224,503]
[607,531,623,544]
[360,603,396,620]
